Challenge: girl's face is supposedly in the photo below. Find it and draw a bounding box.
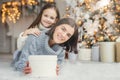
[41,8,57,27]
[53,24,75,44]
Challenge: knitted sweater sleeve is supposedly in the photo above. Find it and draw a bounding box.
[14,35,37,71]
[17,32,28,51]
[57,50,65,65]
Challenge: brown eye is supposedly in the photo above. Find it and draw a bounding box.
[44,14,48,17]
[67,33,71,38]
[50,16,55,20]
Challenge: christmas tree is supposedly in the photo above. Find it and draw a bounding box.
[64,0,120,48]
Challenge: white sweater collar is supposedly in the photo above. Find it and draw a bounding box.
[39,23,50,31]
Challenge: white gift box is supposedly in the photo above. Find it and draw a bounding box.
[29,55,57,77]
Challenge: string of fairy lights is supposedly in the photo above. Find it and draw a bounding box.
[65,0,119,25]
[2,0,38,23]
[1,0,54,23]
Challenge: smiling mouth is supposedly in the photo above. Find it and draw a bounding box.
[44,21,51,25]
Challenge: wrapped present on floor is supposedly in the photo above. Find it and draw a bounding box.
[91,45,100,61]
[99,42,115,62]
[78,48,92,61]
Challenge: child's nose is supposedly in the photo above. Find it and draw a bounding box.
[47,17,52,21]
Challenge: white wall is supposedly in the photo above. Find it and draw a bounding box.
[55,0,66,18]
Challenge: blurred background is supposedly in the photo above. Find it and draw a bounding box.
[0,0,120,55]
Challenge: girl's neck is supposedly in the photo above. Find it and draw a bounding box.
[39,23,50,31]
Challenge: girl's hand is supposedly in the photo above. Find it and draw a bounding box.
[23,61,32,74]
[22,28,40,37]
[56,65,59,75]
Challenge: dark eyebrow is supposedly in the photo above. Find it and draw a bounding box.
[63,25,66,30]
[63,25,72,37]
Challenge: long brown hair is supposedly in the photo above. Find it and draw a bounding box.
[46,18,78,54]
[28,3,60,29]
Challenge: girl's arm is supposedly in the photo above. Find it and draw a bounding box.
[22,28,40,37]
[57,50,65,65]
[56,50,65,75]
[17,32,28,51]
[17,28,40,50]
[14,35,37,72]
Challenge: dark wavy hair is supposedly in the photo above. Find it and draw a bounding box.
[28,3,60,29]
[46,18,78,54]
